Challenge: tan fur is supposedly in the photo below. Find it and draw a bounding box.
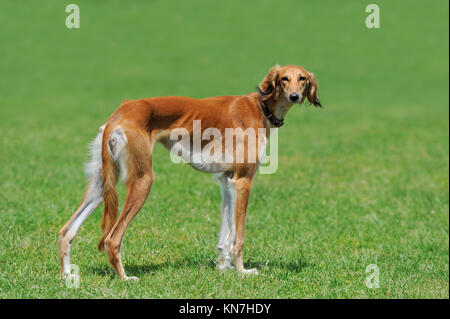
[98,129,119,251]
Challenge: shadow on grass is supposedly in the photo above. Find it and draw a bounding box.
[88,255,311,277]
[88,256,216,278]
[246,257,311,273]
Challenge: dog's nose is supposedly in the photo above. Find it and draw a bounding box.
[290,93,299,102]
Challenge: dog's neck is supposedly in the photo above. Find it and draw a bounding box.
[258,94,294,128]
[270,96,294,120]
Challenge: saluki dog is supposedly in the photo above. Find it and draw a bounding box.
[58,64,321,280]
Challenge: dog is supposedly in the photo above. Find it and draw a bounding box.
[58,64,321,280]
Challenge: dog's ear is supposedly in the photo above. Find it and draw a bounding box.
[306,72,322,107]
[258,64,281,101]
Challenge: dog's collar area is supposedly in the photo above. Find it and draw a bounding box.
[257,95,284,128]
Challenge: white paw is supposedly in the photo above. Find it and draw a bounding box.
[124,276,139,281]
[217,260,235,271]
[239,268,259,275]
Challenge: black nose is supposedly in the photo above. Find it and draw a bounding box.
[290,93,299,102]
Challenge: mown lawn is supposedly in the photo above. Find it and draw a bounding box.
[0,0,448,298]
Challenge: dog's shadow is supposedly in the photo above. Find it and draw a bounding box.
[246,257,311,273]
[88,257,214,278]
[88,255,311,278]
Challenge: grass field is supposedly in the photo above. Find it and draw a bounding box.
[0,0,448,298]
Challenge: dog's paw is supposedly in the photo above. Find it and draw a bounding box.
[123,276,139,281]
[239,268,259,275]
[217,260,235,271]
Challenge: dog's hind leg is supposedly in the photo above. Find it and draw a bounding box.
[58,126,105,277]
[58,184,103,277]
[104,128,154,280]
[215,172,236,271]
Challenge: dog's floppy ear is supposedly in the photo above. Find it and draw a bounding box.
[258,64,281,101]
[306,72,322,107]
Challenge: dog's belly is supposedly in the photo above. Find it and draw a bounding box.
[158,135,233,174]
[187,159,233,173]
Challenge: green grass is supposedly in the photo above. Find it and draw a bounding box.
[0,0,448,298]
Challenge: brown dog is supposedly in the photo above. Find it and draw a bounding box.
[58,64,321,280]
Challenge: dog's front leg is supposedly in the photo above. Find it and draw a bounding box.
[232,176,258,275]
[216,173,235,271]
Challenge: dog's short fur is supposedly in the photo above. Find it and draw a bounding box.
[58,64,321,280]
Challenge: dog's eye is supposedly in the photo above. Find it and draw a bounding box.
[299,76,306,81]
[281,77,289,82]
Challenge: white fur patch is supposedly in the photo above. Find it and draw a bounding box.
[84,125,105,201]
[108,127,129,183]
[215,173,236,268]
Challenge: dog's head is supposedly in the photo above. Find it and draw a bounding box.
[258,64,321,107]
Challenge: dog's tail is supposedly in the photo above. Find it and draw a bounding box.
[82,125,117,252]
[97,148,118,251]
[97,126,128,251]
